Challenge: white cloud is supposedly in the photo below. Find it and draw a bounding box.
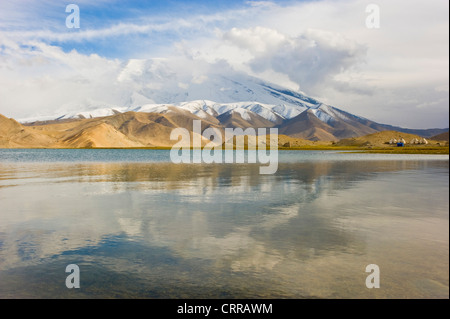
[0,0,448,129]
[192,75,209,85]
[0,38,124,118]
[222,27,368,94]
[224,27,287,55]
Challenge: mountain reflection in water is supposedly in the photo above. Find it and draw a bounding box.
[0,155,448,298]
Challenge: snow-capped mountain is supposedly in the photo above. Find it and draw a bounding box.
[36,73,326,122]
[18,62,447,140]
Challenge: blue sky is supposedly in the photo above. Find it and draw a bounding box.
[3,0,296,58]
[0,0,306,59]
[0,0,448,129]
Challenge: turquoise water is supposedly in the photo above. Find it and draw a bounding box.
[0,150,448,298]
[0,148,447,163]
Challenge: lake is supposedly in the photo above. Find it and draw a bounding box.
[0,149,448,298]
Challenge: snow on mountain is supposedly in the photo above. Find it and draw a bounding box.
[310,108,335,125]
[18,58,365,126]
[230,108,252,121]
[316,104,350,122]
[123,99,306,124]
[57,107,124,120]
[13,58,448,140]
[131,104,171,114]
[19,96,352,127]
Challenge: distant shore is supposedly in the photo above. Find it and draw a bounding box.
[278,145,450,154]
[1,146,448,155]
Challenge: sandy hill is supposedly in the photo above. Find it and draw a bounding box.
[278,109,391,141]
[1,110,447,149]
[217,110,277,130]
[279,110,338,141]
[105,110,222,147]
[62,122,143,148]
[0,114,56,148]
[336,131,438,147]
[7,109,223,148]
[431,131,449,142]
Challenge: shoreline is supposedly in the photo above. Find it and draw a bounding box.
[0,146,449,155]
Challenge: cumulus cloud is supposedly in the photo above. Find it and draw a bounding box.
[0,37,237,120]
[0,0,448,128]
[0,38,124,118]
[224,27,287,55]
[223,27,368,94]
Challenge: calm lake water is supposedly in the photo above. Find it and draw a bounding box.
[0,149,448,298]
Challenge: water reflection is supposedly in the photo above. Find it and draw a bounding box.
[0,159,448,298]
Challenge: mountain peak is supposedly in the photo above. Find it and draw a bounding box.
[14,72,448,141]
